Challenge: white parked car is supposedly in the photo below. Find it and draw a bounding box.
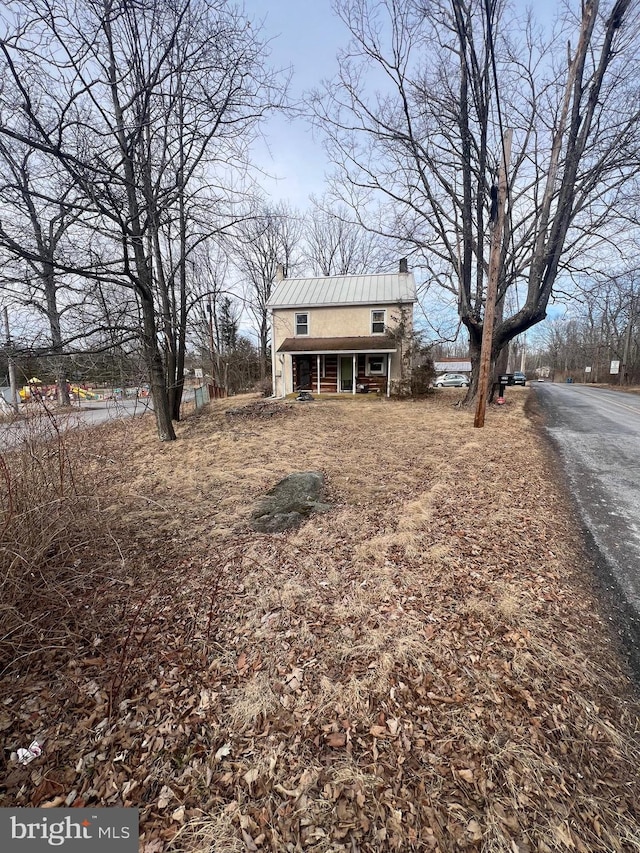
[434,373,470,388]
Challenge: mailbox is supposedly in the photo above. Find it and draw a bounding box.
[496,373,513,406]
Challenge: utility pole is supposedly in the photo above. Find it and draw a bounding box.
[3,306,19,411]
[474,128,513,428]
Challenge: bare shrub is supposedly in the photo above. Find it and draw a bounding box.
[253,377,273,397]
[0,410,117,674]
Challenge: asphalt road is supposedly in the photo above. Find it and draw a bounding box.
[73,398,154,425]
[534,382,640,671]
[0,398,154,449]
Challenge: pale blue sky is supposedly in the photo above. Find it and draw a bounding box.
[246,0,345,206]
[245,0,560,208]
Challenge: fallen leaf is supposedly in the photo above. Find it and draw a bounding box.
[30,779,64,806]
[467,819,482,841]
[325,732,347,747]
[171,806,185,824]
[198,689,217,711]
[215,742,232,761]
[41,797,65,808]
[141,841,164,853]
[244,767,260,785]
[157,786,174,809]
[369,725,388,738]
[386,718,400,735]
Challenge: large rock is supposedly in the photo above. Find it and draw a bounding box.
[250,472,331,533]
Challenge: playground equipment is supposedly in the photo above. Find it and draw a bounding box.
[19,378,42,400]
[18,381,96,401]
[70,386,96,400]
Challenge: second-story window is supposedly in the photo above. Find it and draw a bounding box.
[295,312,309,335]
[371,309,386,334]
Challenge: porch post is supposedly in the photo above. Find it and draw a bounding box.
[387,354,392,397]
[316,354,321,395]
[352,353,357,394]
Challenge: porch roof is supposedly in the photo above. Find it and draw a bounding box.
[277,336,397,354]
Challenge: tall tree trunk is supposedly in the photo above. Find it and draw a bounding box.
[154,228,177,420]
[104,7,175,440]
[465,333,481,403]
[140,290,176,441]
[43,262,70,406]
[260,316,268,380]
[171,141,188,422]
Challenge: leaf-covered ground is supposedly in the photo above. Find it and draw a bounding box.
[1,390,639,852]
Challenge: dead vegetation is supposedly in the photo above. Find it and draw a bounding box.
[224,400,295,420]
[1,390,639,852]
[0,409,126,672]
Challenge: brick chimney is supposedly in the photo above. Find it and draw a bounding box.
[399,258,408,274]
[275,263,285,283]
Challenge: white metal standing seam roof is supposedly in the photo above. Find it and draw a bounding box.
[267,272,417,308]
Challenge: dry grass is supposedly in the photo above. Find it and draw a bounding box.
[1,389,639,853]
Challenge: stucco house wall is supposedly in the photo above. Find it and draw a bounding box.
[272,305,411,354]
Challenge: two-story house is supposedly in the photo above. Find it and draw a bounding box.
[268,260,417,397]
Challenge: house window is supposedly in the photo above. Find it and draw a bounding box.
[366,354,387,376]
[295,312,309,336]
[371,309,386,334]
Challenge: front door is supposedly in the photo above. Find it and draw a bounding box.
[340,356,353,392]
[297,356,311,390]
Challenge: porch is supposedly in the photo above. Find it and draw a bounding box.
[291,353,390,395]
[275,336,400,398]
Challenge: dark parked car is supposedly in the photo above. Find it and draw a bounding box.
[512,372,527,386]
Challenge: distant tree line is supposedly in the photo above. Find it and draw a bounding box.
[531,269,639,383]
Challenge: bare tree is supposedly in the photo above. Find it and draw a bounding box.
[313,0,640,399]
[0,0,286,438]
[0,139,86,405]
[234,201,302,378]
[304,195,386,275]
[189,241,237,392]
[0,145,144,402]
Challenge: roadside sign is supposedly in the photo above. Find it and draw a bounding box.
[194,367,204,378]
[610,360,620,375]
[584,366,592,373]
